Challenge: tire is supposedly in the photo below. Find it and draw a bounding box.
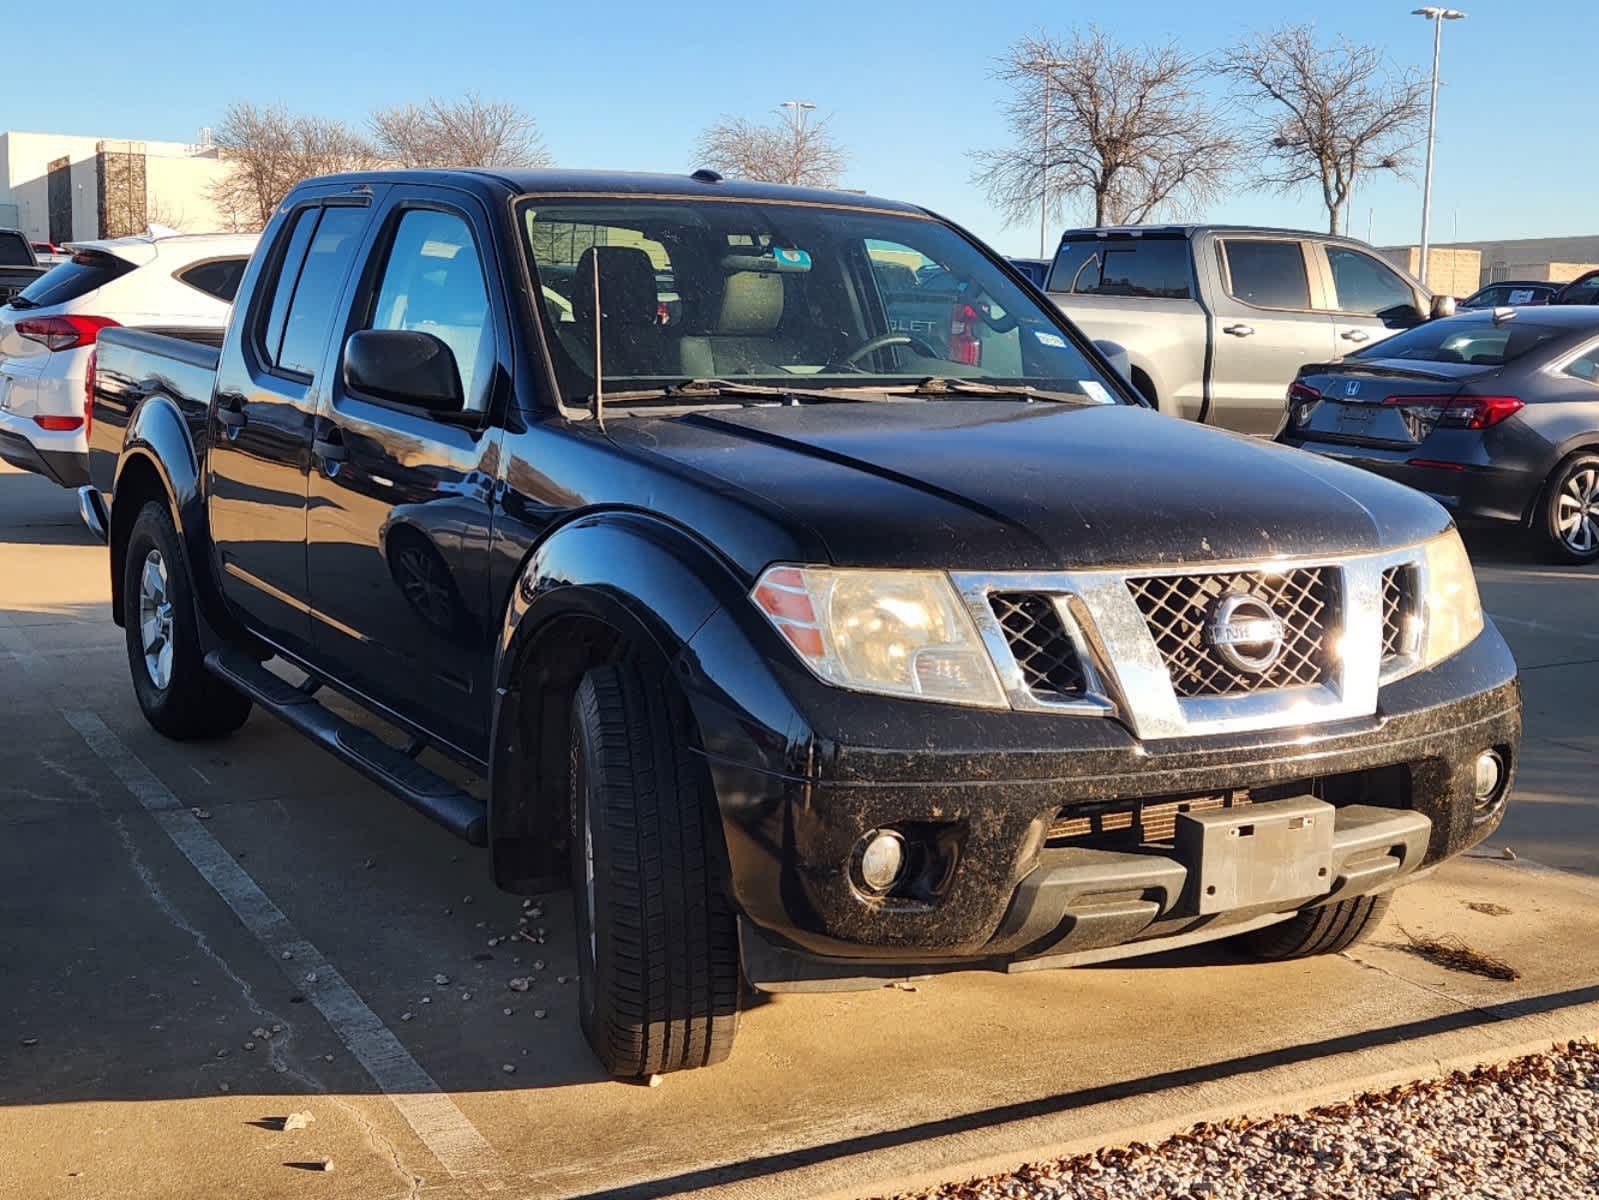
[1539,453,1599,564]
[122,502,252,740]
[569,664,740,1077]
[1233,892,1392,961]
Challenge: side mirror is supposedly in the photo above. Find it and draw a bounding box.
[1093,339,1132,382]
[1428,294,1457,320]
[343,329,464,413]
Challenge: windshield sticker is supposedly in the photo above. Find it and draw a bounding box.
[1081,380,1113,405]
[1033,330,1067,349]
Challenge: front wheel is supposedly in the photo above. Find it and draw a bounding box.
[1540,453,1599,564]
[122,502,252,740]
[1232,892,1392,960]
[569,664,740,1077]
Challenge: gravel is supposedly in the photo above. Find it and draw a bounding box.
[893,1041,1599,1200]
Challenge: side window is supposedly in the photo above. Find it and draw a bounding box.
[176,257,248,304]
[1565,347,1599,384]
[365,208,493,409]
[1048,239,1193,299]
[1326,246,1416,317]
[260,209,320,365]
[277,207,369,378]
[1220,239,1310,309]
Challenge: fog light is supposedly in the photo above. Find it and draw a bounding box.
[858,830,906,893]
[1474,750,1504,802]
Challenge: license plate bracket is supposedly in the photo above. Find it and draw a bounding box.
[1176,797,1335,915]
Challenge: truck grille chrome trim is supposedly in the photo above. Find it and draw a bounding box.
[952,544,1432,739]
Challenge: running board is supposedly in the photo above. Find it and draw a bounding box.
[204,647,487,845]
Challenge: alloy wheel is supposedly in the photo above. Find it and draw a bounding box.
[1556,467,1599,554]
[137,549,175,690]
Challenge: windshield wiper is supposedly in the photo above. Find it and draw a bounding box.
[886,377,1093,404]
[584,378,890,407]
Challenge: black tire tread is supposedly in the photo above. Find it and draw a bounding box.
[123,502,251,740]
[574,665,739,1076]
[1236,892,1392,960]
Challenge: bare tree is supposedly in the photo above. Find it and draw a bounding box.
[207,102,379,231]
[1217,25,1428,236]
[973,28,1238,244]
[695,103,847,187]
[370,93,551,169]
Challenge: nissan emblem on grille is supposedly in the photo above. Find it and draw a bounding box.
[1207,593,1287,674]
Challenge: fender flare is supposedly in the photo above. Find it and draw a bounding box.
[108,393,201,623]
[485,510,755,890]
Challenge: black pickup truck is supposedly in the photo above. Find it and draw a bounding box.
[0,228,49,306]
[85,169,1521,1077]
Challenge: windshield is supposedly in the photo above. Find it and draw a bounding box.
[1355,319,1568,367]
[516,197,1118,404]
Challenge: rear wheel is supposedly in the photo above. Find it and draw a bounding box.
[568,664,740,1077]
[1540,453,1599,564]
[122,502,252,740]
[1233,892,1392,960]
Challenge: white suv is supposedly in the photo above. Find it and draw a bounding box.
[0,231,258,489]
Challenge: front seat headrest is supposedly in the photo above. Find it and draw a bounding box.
[719,271,784,335]
[573,246,659,329]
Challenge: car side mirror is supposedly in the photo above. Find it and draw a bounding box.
[343,329,465,413]
[1428,294,1456,320]
[1093,339,1132,382]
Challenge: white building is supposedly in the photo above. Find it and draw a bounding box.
[0,130,237,243]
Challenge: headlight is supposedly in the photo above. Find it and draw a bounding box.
[1420,528,1484,666]
[752,566,1007,708]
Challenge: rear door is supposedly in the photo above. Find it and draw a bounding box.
[207,187,382,657]
[1207,236,1337,434]
[1315,243,1426,355]
[304,185,507,756]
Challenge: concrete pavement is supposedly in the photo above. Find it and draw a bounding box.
[1,461,1596,1200]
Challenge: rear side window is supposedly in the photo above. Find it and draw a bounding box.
[0,232,31,266]
[1558,273,1599,304]
[13,250,136,307]
[1221,239,1310,309]
[176,257,248,303]
[1325,247,1415,317]
[260,205,368,378]
[1049,238,1193,299]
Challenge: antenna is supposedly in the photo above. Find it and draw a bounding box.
[591,249,605,431]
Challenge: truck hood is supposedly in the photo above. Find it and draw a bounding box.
[611,401,1452,572]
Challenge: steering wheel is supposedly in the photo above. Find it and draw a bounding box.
[835,332,946,368]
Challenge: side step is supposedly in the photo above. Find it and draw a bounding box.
[205,647,487,846]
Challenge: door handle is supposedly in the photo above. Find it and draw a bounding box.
[1223,324,1255,337]
[1341,329,1370,343]
[312,428,348,465]
[215,392,246,430]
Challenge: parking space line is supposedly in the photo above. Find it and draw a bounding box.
[0,610,503,1187]
[61,706,504,1183]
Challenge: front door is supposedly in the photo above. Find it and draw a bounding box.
[1208,237,1337,435]
[207,189,380,656]
[305,189,506,757]
[1318,243,1427,357]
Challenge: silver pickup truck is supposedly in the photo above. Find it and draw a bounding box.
[1043,225,1453,435]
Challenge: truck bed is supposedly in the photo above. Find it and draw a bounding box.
[88,326,222,499]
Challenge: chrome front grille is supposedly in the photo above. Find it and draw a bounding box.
[1126,568,1334,698]
[1381,565,1415,661]
[988,592,1086,702]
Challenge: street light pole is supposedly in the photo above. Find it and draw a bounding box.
[1412,7,1466,288]
[1026,59,1070,259]
[780,99,816,186]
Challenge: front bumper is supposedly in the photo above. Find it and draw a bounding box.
[690,617,1520,968]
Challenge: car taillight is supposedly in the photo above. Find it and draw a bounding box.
[15,314,119,351]
[1288,381,1321,402]
[84,349,97,440]
[33,415,84,431]
[950,302,982,366]
[1383,394,1524,429]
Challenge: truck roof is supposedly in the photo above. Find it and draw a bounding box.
[1058,224,1361,242]
[299,168,928,216]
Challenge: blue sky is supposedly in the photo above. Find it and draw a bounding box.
[11,0,1594,256]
